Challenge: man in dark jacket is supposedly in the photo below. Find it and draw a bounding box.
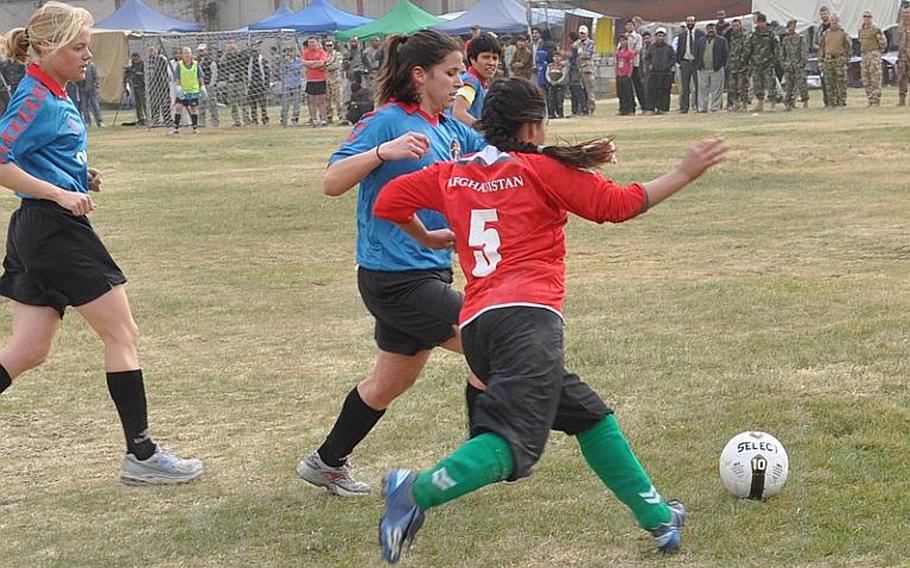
[695,23,729,112]
[124,52,146,125]
[345,79,373,124]
[716,10,732,40]
[675,15,703,113]
[78,61,104,127]
[647,28,676,113]
[247,43,270,125]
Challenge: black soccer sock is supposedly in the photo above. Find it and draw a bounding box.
[106,370,156,460]
[190,113,198,127]
[174,114,181,129]
[0,364,11,395]
[465,382,483,431]
[317,387,385,467]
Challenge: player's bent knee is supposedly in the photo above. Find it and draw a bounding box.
[359,373,419,408]
[99,322,140,351]
[12,344,52,372]
[373,373,418,394]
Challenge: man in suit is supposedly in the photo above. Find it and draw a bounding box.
[695,23,729,112]
[675,15,703,113]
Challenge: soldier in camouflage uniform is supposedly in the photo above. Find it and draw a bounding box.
[323,38,347,125]
[780,20,808,110]
[746,13,780,111]
[896,6,910,106]
[819,13,851,107]
[727,18,751,111]
[816,6,832,107]
[858,10,887,106]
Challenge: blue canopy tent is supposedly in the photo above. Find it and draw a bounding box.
[432,0,529,35]
[249,0,373,33]
[95,0,203,32]
[235,4,294,32]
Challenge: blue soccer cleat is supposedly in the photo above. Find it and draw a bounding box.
[379,469,425,564]
[649,499,687,552]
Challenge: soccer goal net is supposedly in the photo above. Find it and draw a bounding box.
[130,30,300,128]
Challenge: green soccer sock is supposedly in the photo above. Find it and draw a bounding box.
[411,432,514,511]
[576,415,671,530]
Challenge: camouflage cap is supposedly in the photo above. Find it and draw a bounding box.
[786,19,797,28]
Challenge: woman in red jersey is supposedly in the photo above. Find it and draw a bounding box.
[372,77,728,564]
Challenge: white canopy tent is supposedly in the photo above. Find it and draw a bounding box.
[752,0,901,36]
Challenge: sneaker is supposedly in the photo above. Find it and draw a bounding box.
[192,126,198,133]
[296,451,371,497]
[119,445,204,486]
[168,128,179,135]
[379,469,425,564]
[649,499,687,552]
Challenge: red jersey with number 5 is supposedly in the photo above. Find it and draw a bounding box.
[373,146,648,326]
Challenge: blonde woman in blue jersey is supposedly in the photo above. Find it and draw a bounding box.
[296,30,487,496]
[0,2,203,486]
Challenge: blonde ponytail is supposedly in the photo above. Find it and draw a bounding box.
[4,28,30,63]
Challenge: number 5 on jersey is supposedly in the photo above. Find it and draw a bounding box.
[469,209,501,277]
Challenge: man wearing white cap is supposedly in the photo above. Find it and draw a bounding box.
[576,25,597,112]
[645,27,675,113]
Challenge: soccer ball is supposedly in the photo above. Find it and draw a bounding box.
[719,431,789,500]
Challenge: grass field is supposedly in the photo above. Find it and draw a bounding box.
[1,90,909,568]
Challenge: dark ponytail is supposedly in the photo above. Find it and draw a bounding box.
[476,77,615,170]
[375,29,462,106]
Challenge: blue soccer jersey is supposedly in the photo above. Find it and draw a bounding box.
[0,64,88,198]
[455,67,487,120]
[329,101,485,272]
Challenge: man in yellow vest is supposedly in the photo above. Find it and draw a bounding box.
[171,47,204,134]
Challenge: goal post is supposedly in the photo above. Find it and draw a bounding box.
[132,29,299,128]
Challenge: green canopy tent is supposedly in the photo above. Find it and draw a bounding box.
[335,0,444,42]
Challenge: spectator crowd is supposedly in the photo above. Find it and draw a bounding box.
[5,4,909,130]
[617,5,910,115]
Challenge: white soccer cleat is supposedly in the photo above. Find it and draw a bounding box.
[119,445,204,486]
[296,451,371,496]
